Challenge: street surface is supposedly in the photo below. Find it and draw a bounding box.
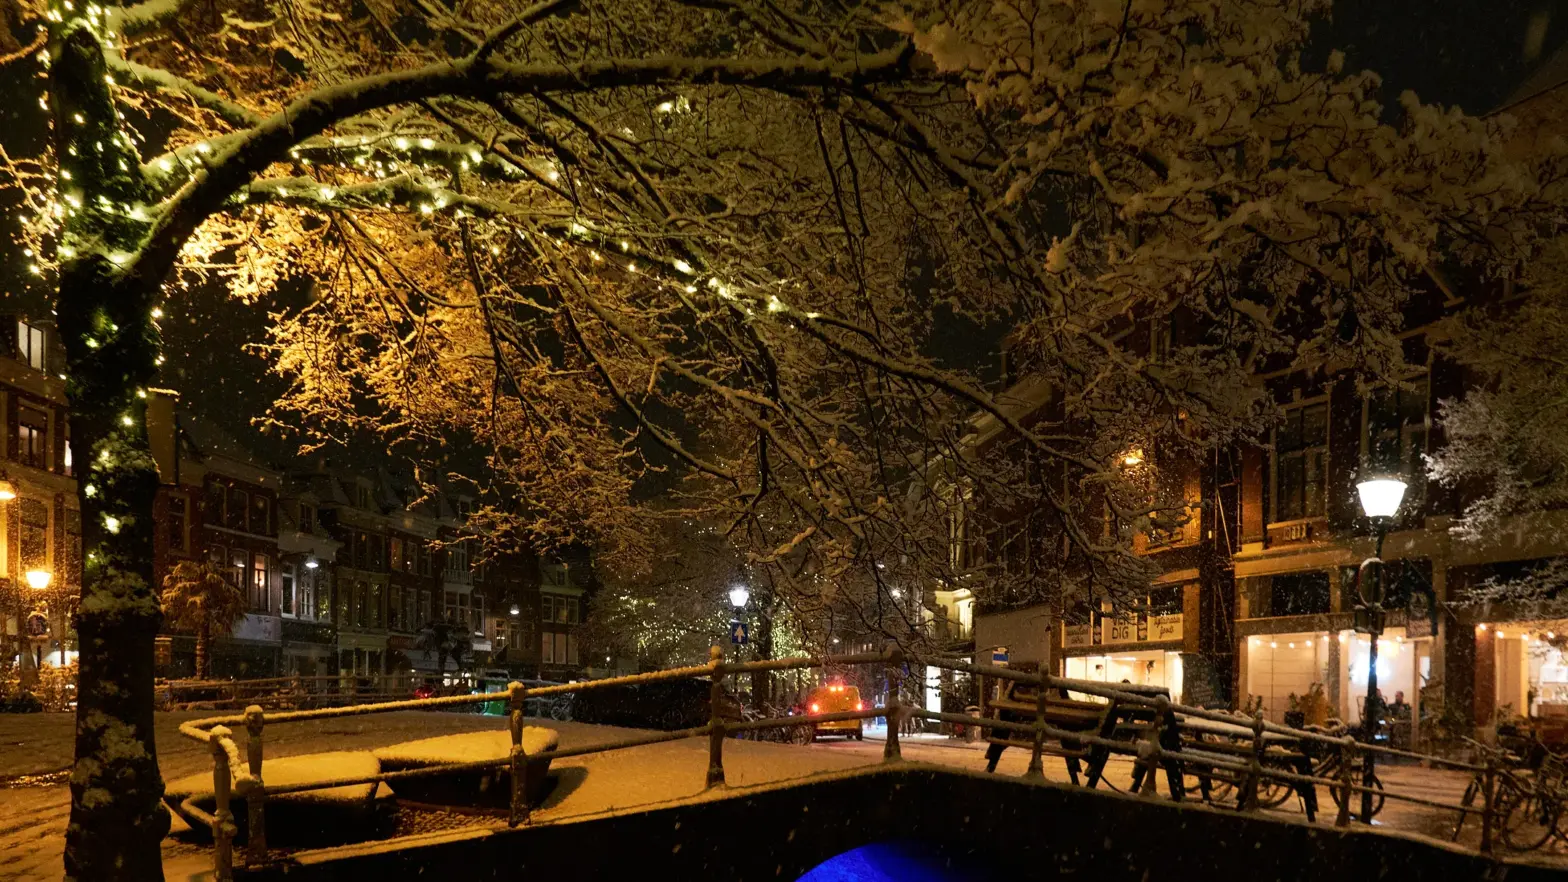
[1,712,1560,880]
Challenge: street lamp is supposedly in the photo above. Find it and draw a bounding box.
[1354,474,1407,823]
[304,558,319,570]
[728,585,750,610]
[24,569,52,590]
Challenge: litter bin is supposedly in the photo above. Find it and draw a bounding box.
[965,706,982,743]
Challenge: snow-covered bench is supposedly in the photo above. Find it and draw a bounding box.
[373,728,561,808]
[165,750,393,847]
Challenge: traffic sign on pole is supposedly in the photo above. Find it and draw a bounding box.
[730,621,749,645]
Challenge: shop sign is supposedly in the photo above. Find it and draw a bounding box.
[1103,613,1139,645]
[1063,623,1094,648]
[1150,613,1184,642]
[154,636,173,667]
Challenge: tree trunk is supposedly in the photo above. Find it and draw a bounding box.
[196,623,210,681]
[751,594,774,711]
[52,14,173,877]
[61,267,169,881]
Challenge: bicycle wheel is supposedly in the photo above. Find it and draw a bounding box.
[1329,772,1386,819]
[550,699,571,722]
[1499,782,1558,852]
[1258,775,1295,809]
[1453,777,1483,841]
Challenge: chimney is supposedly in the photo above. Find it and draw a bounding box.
[146,389,180,485]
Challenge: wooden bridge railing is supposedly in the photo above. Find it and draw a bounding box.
[176,645,1509,881]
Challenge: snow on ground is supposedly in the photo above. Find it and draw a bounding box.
[373,727,560,766]
[165,750,382,807]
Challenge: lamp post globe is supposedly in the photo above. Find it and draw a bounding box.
[1356,478,1408,520]
[728,585,750,610]
[24,569,52,590]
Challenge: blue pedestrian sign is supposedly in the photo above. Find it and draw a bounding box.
[991,648,1009,667]
[730,620,749,645]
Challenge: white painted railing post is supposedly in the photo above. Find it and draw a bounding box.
[884,644,903,762]
[707,646,727,788]
[243,706,266,864]
[210,727,236,882]
[508,680,530,826]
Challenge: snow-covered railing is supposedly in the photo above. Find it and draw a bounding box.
[158,672,477,710]
[176,646,1520,880]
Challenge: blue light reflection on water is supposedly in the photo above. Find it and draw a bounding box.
[795,841,977,882]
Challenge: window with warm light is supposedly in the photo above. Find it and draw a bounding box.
[16,320,45,371]
[16,407,47,470]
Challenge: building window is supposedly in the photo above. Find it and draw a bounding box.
[542,632,579,666]
[389,584,404,630]
[281,562,296,617]
[418,590,432,628]
[445,590,470,626]
[62,430,72,477]
[250,495,270,535]
[227,487,249,531]
[390,537,405,571]
[1268,571,1331,617]
[446,541,469,575]
[17,407,47,470]
[356,485,373,510]
[17,320,45,371]
[298,503,315,534]
[167,495,189,554]
[355,581,369,628]
[336,578,352,626]
[369,581,384,629]
[19,497,47,573]
[541,594,578,624]
[205,481,226,525]
[250,552,270,612]
[229,548,248,597]
[1274,400,1328,523]
[1365,378,1429,506]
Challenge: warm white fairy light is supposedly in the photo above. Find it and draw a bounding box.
[673,259,693,274]
[419,138,435,149]
[120,415,133,427]
[151,307,163,319]
[103,515,120,534]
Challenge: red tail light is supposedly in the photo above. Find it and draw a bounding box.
[855,701,864,711]
[810,702,820,713]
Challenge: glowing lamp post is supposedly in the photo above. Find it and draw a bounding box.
[728,585,750,610]
[25,569,52,590]
[1354,475,1406,823]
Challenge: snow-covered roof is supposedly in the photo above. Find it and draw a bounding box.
[177,411,281,483]
[1496,42,1568,114]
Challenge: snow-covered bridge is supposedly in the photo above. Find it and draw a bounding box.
[156,648,1557,881]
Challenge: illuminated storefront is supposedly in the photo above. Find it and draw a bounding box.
[1243,627,1432,726]
[1062,650,1185,702]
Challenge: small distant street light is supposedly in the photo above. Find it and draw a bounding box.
[509,604,520,616]
[728,585,750,609]
[24,569,52,590]
[1354,474,1407,823]
[304,558,320,570]
[890,588,903,600]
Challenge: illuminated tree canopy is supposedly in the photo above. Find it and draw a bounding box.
[0,0,1563,877]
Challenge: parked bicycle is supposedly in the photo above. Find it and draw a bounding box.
[732,703,813,745]
[1453,739,1566,852]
